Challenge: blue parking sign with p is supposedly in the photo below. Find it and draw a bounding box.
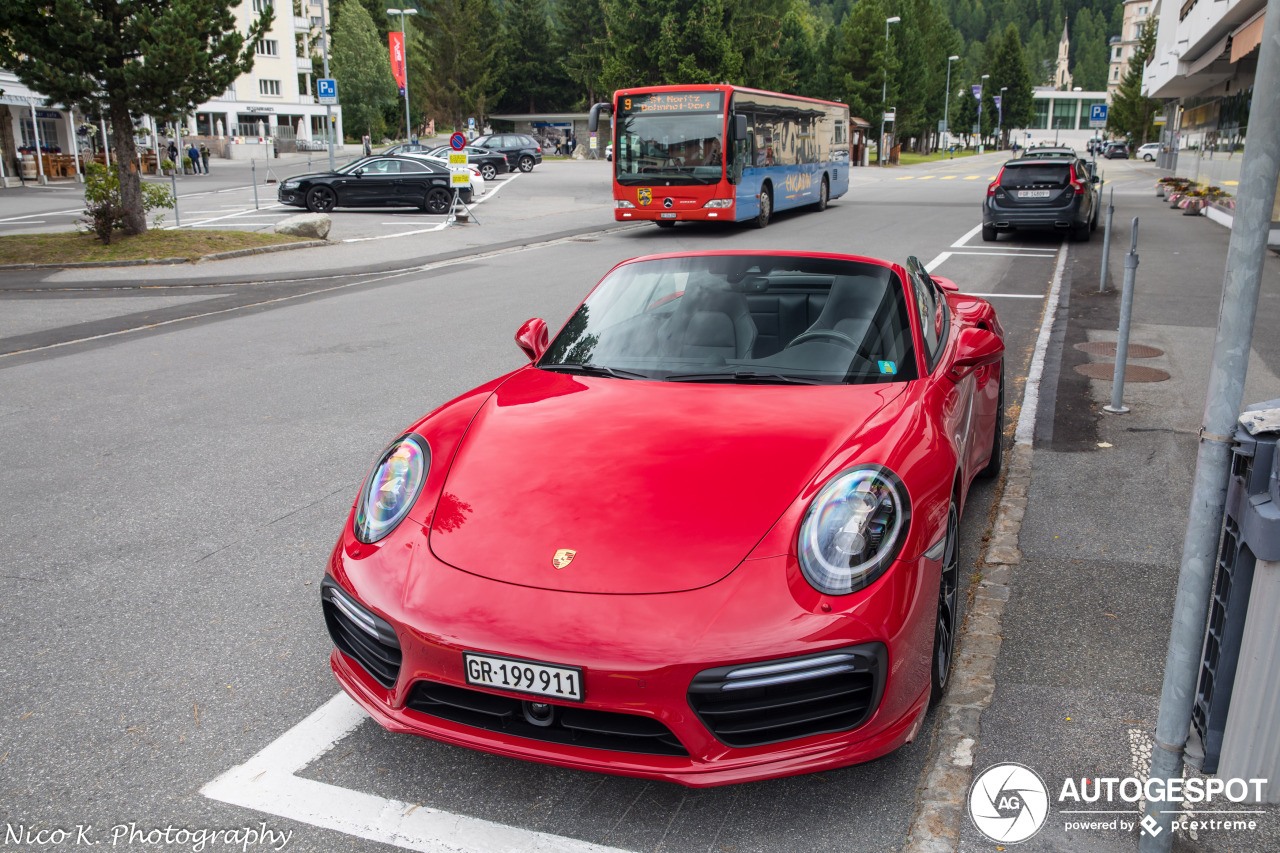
[318,78,338,104]
[1090,104,1108,122]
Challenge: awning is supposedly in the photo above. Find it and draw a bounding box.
[1187,34,1229,75]
[850,116,871,128]
[1231,10,1266,62]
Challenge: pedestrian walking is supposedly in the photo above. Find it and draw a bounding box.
[187,142,201,174]
[199,144,210,174]
[167,140,178,168]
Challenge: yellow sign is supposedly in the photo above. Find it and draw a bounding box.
[448,152,468,165]
[638,187,653,206]
[451,172,470,185]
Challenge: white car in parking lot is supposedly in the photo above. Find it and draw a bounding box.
[400,152,485,197]
[1137,142,1160,161]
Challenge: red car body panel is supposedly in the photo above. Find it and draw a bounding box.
[325,251,1004,786]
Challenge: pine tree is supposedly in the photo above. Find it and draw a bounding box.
[499,0,562,112]
[1108,15,1160,145]
[599,0,741,91]
[834,0,895,126]
[555,0,608,107]
[419,0,504,128]
[0,0,271,234]
[1071,8,1110,91]
[989,23,1033,144]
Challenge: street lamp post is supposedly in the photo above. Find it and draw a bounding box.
[943,55,959,153]
[318,0,335,170]
[387,8,418,142]
[879,15,901,167]
[978,73,989,149]
[999,86,1008,148]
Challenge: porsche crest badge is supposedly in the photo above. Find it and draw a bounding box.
[552,549,577,569]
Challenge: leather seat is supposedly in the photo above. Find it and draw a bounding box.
[796,274,888,345]
[660,281,757,361]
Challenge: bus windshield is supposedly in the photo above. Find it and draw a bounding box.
[615,91,725,185]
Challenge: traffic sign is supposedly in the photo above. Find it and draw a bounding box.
[450,132,466,151]
[1089,103,1108,128]
[317,78,338,105]
[448,152,468,166]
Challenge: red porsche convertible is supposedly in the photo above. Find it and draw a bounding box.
[322,250,1005,787]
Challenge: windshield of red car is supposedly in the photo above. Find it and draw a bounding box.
[538,255,918,385]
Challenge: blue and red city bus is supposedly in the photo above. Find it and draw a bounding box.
[589,84,851,228]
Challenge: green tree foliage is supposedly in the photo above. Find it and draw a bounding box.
[834,0,895,124]
[499,0,563,112]
[952,78,979,141]
[599,0,740,91]
[332,1,398,139]
[1071,7,1110,91]
[885,0,963,154]
[1108,15,1160,145]
[81,162,174,243]
[988,23,1033,143]
[555,0,608,107]
[0,0,271,235]
[418,0,504,127]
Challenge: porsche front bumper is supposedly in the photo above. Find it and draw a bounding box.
[323,541,936,787]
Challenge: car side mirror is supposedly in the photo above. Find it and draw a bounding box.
[734,114,748,140]
[931,276,960,293]
[515,318,549,362]
[949,326,1004,381]
[1091,175,1101,184]
[354,168,364,177]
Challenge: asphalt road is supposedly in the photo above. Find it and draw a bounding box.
[0,153,1106,852]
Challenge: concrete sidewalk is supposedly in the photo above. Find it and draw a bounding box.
[949,175,1280,850]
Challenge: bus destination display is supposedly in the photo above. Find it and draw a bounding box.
[620,92,723,115]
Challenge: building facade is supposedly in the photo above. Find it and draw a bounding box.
[1108,0,1156,98]
[1,0,342,175]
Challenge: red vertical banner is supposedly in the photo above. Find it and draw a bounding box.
[389,32,406,95]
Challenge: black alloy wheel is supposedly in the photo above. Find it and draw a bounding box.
[305,186,336,213]
[816,176,829,211]
[930,502,961,705]
[753,185,772,228]
[518,155,535,172]
[978,362,1004,479]
[423,187,451,215]
[480,163,497,181]
[1072,217,1091,242]
[981,223,997,242]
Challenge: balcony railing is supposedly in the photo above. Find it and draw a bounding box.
[296,56,313,72]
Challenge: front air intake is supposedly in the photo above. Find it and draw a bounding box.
[322,577,402,689]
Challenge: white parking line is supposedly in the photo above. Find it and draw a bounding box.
[202,692,628,853]
[947,250,1058,257]
[950,224,983,247]
[0,208,82,223]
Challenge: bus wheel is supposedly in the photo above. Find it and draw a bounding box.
[753,186,772,228]
[816,176,829,212]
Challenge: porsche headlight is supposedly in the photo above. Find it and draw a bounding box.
[798,466,911,595]
[354,435,429,543]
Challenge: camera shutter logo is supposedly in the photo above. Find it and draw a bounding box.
[968,762,1050,843]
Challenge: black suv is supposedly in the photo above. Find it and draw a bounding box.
[982,156,1099,242]
[1104,142,1130,159]
[471,133,543,172]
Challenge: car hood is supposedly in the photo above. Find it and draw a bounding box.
[427,368,904,594]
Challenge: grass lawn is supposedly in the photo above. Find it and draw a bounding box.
[896,149,985,166]
[0,230,310,266]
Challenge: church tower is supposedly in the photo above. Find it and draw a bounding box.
[1056,17,1074,90]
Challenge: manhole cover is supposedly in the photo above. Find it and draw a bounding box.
[1074,363,1171,382]
[1074,341,1164,358]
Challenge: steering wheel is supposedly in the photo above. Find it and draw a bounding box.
[786,329,877,362]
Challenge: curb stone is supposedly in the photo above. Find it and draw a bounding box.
[0,239,328,271]
[903,439,1034,853]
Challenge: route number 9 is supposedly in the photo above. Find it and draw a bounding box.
[624,98,631,111]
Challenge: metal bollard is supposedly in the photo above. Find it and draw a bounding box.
[171,172,180,228]
[252,160,259,210]
[1099,186,1115,292]
[1104,218,1140,414]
